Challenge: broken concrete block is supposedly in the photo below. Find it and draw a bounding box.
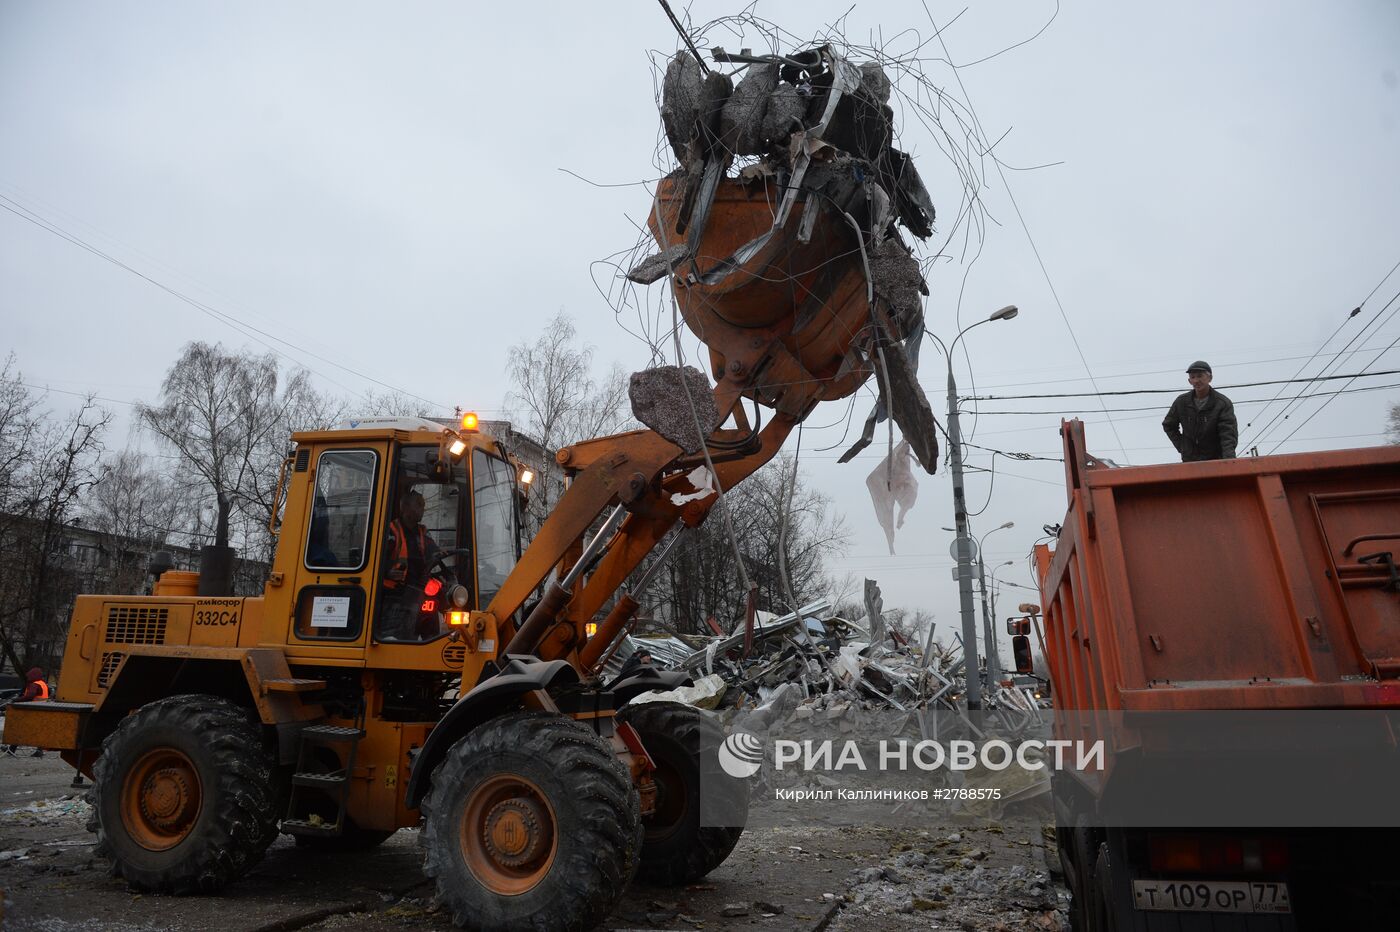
[761,82,806,142]
[626,244,689,284]
[860,61,893,103]
[698,71,734,159]
[662,55,704,163]
[869,234,928,332]
[720,63,778,156]
[629,365,719,454]
[720,903,750,917]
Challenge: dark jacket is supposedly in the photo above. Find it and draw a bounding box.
[1163,389,1237,461]
[616,653,654,679]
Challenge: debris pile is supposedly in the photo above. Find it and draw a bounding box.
[613,584,1052,815]
[614,596,1043,724]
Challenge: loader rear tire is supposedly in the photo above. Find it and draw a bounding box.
[421,710,640,931]
[88,694,278,893]
[618,701,746,886]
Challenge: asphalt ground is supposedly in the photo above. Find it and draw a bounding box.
[0,751,1065,931]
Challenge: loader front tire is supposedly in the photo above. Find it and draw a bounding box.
[421,710,640,931]
[618,701,746,885]
[89,694,278,893]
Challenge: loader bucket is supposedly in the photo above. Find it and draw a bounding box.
[648,174,879,420]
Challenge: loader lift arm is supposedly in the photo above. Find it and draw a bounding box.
[483,408,797,674]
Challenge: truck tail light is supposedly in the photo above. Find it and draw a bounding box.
[1148,835,1288,874]
[1148,836,1203,872]
[448,611,469,626]
[1262,838,1289,872]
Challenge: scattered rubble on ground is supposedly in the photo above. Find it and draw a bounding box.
[0,794,90,827]
[830,829,1066,931]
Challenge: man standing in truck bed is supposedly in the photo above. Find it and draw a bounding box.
[1163,360,1238,461]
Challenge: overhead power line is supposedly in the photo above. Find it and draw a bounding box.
[0,194,448,411]
[965,378,1400,416]
[925,3,1129,463]
[1239,305,1363,450]
[1244,286,1400,450]
[1265,329,1400,454]
[970,344,1400,393]
[964,367,1400,401]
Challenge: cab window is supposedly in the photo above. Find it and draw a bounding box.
[305,450,376,571]
[374,446,469,643]
[473,450,518,608]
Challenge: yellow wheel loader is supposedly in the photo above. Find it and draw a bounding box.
[5,107,936,927]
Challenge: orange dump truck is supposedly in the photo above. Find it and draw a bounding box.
[1035,420,1400,930]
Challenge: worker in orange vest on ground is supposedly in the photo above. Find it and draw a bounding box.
[5,667,50,757]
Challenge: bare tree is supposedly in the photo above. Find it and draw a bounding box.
[0,355,41,525]
[358,389,425,419]
[1388,401,1400,444]
[504,312,633,536]
[136,342,329,567]
[651,455,849,633]
[0,358,109,673]
[83,451,190,594]
[242,378,346,568]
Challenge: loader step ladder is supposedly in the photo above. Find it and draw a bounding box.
[282,723,365,838]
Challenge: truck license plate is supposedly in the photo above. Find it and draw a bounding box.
[1132,880,1291,914]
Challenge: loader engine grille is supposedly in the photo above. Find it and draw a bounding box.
[104,606,169,645]
[97,651,123,689]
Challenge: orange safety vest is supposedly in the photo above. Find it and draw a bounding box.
[384,519,428,589]
[31,679,49,700]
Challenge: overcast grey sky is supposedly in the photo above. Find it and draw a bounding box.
[3,2,1398,657]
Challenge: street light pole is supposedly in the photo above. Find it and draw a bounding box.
[976,523,1014,691]
[980,555,1015,688]
[934,305,1018,711]
[988,561,1017,668]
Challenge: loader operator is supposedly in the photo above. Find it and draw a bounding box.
[378,489,441,641]
[1162,360,1238,462]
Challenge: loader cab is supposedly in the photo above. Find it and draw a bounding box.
[277,419,521,664]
